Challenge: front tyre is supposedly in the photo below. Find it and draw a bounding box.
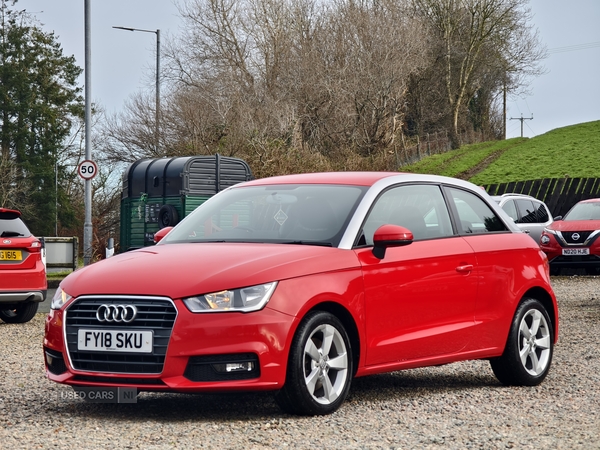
[275,311,352,415]
[490,298,554,386]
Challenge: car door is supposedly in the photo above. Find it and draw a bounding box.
[444,187,524,350]
[356,184,478,366]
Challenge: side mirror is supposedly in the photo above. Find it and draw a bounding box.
[372,224,413,259]
[153,226,173,244]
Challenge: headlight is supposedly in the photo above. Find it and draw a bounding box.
[51,287,72,310]
[540,235,550,245]
[183,282,278,313]
[543,228,557,235]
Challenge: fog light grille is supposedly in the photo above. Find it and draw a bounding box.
[184,353,260,381]
[45,348,68,375]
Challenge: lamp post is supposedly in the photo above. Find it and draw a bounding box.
[113,26,160,152]
[84,0,93,265]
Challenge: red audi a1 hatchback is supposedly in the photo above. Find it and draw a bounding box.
[44,172,558,415]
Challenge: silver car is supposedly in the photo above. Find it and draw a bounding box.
[492,194,553,245]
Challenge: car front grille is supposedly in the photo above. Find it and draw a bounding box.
[64,296,177,374]
[561,230,594,244]
[72,375,167,386]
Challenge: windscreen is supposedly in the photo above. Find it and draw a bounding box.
[162,184,367,247]
[0,216,32,238]
[564,202,600,221]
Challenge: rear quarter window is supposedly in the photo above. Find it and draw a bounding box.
[446,188,508,234]
[501,199,518,222]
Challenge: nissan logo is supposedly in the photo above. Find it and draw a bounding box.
[572,233,580,241]
[96,304,138,323]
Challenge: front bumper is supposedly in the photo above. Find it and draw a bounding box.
[547,254,600,269]
[44,295,296,392]
[542,245,600,269]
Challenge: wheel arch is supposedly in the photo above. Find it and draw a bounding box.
[304,301,361,377]
[522,286,558,342]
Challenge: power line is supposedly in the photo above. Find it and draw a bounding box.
[548,41,600,54]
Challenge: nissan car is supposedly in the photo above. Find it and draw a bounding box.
[44,172,558,415]
[540,197,600,275]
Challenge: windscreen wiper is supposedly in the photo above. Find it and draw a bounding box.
[280,241,333,247]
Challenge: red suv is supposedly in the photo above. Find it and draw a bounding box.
[0,208,47,323]
[540,198,600,275]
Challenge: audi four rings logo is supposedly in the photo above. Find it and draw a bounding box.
[96,304,138,323]
[572,233,580,241]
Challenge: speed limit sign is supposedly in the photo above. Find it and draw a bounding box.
[78,160,98,180]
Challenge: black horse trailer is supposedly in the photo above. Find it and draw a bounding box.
[120,155,253,251]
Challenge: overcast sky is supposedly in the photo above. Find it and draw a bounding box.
[14,0,600,140]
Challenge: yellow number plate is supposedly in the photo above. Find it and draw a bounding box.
[0,250,22,261]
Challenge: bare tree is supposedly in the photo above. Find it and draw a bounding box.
[327,0,428,155]
[0,152,32,211]
[412,0,545,148]
[101,0,543,179]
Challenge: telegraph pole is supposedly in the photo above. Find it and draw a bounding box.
[510,114,533,138]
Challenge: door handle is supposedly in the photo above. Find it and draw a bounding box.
[456,264,474,273]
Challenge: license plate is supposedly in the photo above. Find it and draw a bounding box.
[77,329,153,353]
[562,248,590,256]
[0,250,22,261]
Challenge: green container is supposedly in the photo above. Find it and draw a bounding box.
[120,155,253,251]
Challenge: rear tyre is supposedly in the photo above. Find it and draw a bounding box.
[490,298,553,386]
[275,311,352,415]
[0,302,39,324]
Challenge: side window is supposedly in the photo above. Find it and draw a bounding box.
[361,184,453,245]
[533,201,550,223]
[501,200,518,222]
[516,199,537,224]
[447,187,508,234]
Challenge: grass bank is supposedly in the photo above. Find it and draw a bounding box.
[401,120,600,185]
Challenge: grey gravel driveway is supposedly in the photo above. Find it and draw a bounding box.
[1,276,599,449]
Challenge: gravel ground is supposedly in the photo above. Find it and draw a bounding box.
[1,276,599,449]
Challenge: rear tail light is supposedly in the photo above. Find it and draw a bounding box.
[27,240,42,253]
